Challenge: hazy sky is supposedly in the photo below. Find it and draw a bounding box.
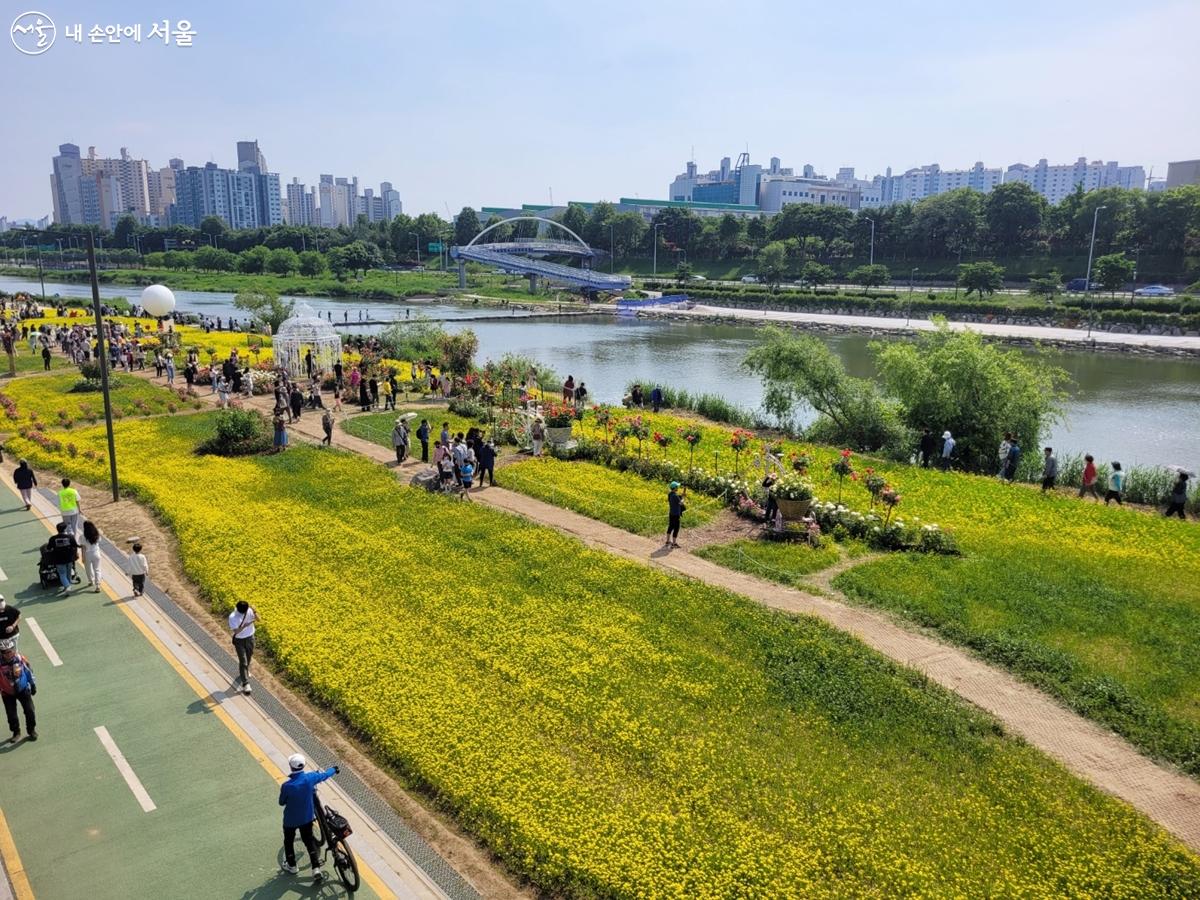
[4,0,1198,220]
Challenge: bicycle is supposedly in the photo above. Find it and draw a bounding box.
[311,786,361,892]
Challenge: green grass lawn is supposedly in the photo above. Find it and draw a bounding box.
[500,457,720,536]
[695,538,846,586]
[341,407,506,450]
[7,412,1200,896]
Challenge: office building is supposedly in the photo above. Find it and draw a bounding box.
[50,143,85,224]
[1165,159,1200,188]
[757,175,861,212]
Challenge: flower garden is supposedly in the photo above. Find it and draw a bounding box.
[0,371,186,428]
[6,411,1200,895]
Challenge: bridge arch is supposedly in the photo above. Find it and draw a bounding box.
[464,215,590,252]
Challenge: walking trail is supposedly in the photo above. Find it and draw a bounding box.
[139,374,1200,852]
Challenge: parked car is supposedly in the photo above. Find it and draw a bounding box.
[1133,284,1176,297]
[1065,278,1101,291]
[740,275,760,283]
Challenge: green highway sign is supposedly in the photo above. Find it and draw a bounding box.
[427,242,443,253]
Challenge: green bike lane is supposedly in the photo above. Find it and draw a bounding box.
[0,498,380,900]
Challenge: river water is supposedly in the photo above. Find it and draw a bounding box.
[5,276,1198,470]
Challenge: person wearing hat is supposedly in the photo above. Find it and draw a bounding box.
[391,417,409,465]
[939,431,955,470]
[665,482,686,548]
[531,417,545,458]
[278,753,340,878]
[0,596,19,651]
[0,638,36,743]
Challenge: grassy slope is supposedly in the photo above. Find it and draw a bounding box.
[7,412,1198,896]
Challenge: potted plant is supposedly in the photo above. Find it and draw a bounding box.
[543,402,577,445]
[774,473,815,519]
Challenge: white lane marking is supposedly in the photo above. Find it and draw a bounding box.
[93,726,157,812]
[24,617,62,666]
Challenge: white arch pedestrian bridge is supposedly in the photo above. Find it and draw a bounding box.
[451,217,631,293]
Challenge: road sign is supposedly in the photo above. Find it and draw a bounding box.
[427,242,443,253]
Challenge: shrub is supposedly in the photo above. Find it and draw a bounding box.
[196,409,273,456]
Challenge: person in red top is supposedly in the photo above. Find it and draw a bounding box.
[0,639,36,742]
[1078,454,1101,502]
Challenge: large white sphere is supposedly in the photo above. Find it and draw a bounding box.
[140,284,176,318]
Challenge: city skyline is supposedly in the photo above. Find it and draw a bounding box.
[2,0,1198,220]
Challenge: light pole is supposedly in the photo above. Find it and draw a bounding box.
[85,232,122,502]
[1130,245,1142,307]
[56,238,64,269]
[1084,205,1106,339]
[864,216,875,266]
[652,223,665,277]
[907,267,918,326]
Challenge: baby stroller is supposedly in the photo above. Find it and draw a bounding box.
[38,545,60,589]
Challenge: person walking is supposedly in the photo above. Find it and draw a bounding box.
[391,418,409,465]
[1105,462,1125,506]
[278,754,339,879]
[368,376,380,410]
[478,440,496,487]
[41,344,51,371]
[289,384,304,422]
[165,353,176,387]
[81,520,103,592]
[574,381,588,408]
[58,477,81,536]
[47,523,79,594]
[228,600,258,694]
[562,375,574,404]
[12,459,36,510]
[665,481,685,548]
[1004,437,1021,483]
[127,542,149,597]
[918,427,937,468]
[939,431,955,470]
[216,374,231,409]
[321,409,334,447]
[1079,454,1101,502]
[531,417,545,458]
[1040,447,1058,493]
[273,413,288,453]
[416,419,430,463]
[997,433,1012,478]
[380,375,394,411]
[1165,473,1189,519]
[0,596,19,651]
[650,385,663,413]
[0,639,36,743]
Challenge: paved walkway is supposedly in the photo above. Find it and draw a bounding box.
[663,303,1200,351]
[0,475,467,899]
[132,374,1200,851]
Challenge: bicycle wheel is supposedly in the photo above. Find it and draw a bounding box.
[309,813,326,849]
[332,842,360,892]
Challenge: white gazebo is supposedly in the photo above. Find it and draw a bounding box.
[272,303,342,379]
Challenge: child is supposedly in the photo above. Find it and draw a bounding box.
[128,543,149,597]
[1104,461,1124,505]
[437,446,454,492]
[459,459,475,499]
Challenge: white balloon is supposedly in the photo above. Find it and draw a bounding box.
[140,284,176,317]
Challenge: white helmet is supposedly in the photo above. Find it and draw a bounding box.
[287,753,306,771]
[0,638,14,652]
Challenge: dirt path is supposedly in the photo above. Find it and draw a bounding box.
[124,372,1200,852]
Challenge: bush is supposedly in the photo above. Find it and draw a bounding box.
[196,409,273,456]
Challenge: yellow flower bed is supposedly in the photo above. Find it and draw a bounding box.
[0,372,181,428]
[7,413,1198,897]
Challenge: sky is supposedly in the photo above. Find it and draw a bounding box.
[3,0,1199,220]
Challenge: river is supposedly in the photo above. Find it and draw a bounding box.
[4,275,1198,470]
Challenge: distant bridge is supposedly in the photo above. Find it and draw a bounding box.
[451,217,632,294]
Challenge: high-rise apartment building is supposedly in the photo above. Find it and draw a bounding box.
[284,178,318,226]
[1004,158,1145,204]
[50,143,85,224]
[80,146,151,217]
[381,182,403,219]
[236,140,268,174]
[1165,159,1200,188]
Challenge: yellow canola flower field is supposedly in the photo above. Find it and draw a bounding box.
[9,413,1200,898]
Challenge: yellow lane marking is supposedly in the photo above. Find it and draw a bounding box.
[0,807,35,900]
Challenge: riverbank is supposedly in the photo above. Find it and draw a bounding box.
[640,304,1200,357]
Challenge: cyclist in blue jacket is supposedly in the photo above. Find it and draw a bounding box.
[278,753,338,879]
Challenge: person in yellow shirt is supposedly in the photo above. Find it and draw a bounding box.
[379,376,393,412]
[58,478,81,538]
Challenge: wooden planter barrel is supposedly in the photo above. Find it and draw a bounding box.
[776,498,812,520]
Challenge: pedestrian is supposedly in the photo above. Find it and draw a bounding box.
[127,542,149,596]
[381,375,395,411]
[998,432,1012,478]
[574,381,588,407]
[1004,436,1021,483]
[333,359,344,389]
[358,378,370,412]
[1040,447,1057,493]
[391,418,409,464]
[81,520,103,593]
[0,596,19,650]
[562,375,574,404]
[41,345,51,371]
[278,754,339,879]
[1165,473,1189,520]
[273,413,288,453]
[47,522,79,594]
[531,417,545,458]
[436,444,454,491]
[304,349,313,379]
[1079,454,1101,501]
[762,473,779,523]
[478,440,496,486]
[459,458,475,499]
[216,374,231,409]
[289,384,304,421]
[1104,462,1125,506]
[939,431,955,470]
[321,409,334,447]
[416,419,430,463]
[918,427,937,468]
[165,353,176,386]
[331,385,342,413]
[0,639,37,743]
[650,385,663,413]
[12,459,36,510]
[439,422,450,449]
[630,384,644,408]
[228,600,258,694]
[369,376,379,410]
[58,477,81,537]
[665,481,685,548]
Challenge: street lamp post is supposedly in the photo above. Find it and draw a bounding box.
[86,232,121,502]
[1084,205,1106,339]
[864,217,875,266]
[408,232,420,266]
[652,223,665,277]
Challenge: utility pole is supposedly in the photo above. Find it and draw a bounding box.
[1084,206,1106,340]
[87,232,120,502]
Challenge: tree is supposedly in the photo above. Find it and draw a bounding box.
[757,241,788,289]
[298,250,327,278]
[199,216,228,242]
[742,328,908,453]
[908,189,983,258]
[873,325,1067,473]
[453,207,481,247]
[511,217,541,240]
[1028,269,1062,304]
[113,215,140,254]
[266,248,300,276]
[1093,253,1135,297]
[674,261,693,284]
[746,216,768,246]
[984,182,1047,255]
[237,245,271,274]
[437,329,478,376]
[957,261,1005,298]
[337,240,382,277]
[848,264,891,288]
[800,262,834,288]
[234,290,294,334]
[162,250,192,270]
[559,203,589,241]
[482,215,512,244]
[610,212,646,260]
[193,245,222,271]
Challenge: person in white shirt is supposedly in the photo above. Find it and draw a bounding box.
[127,543,149,596]
[228,601,258,694]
